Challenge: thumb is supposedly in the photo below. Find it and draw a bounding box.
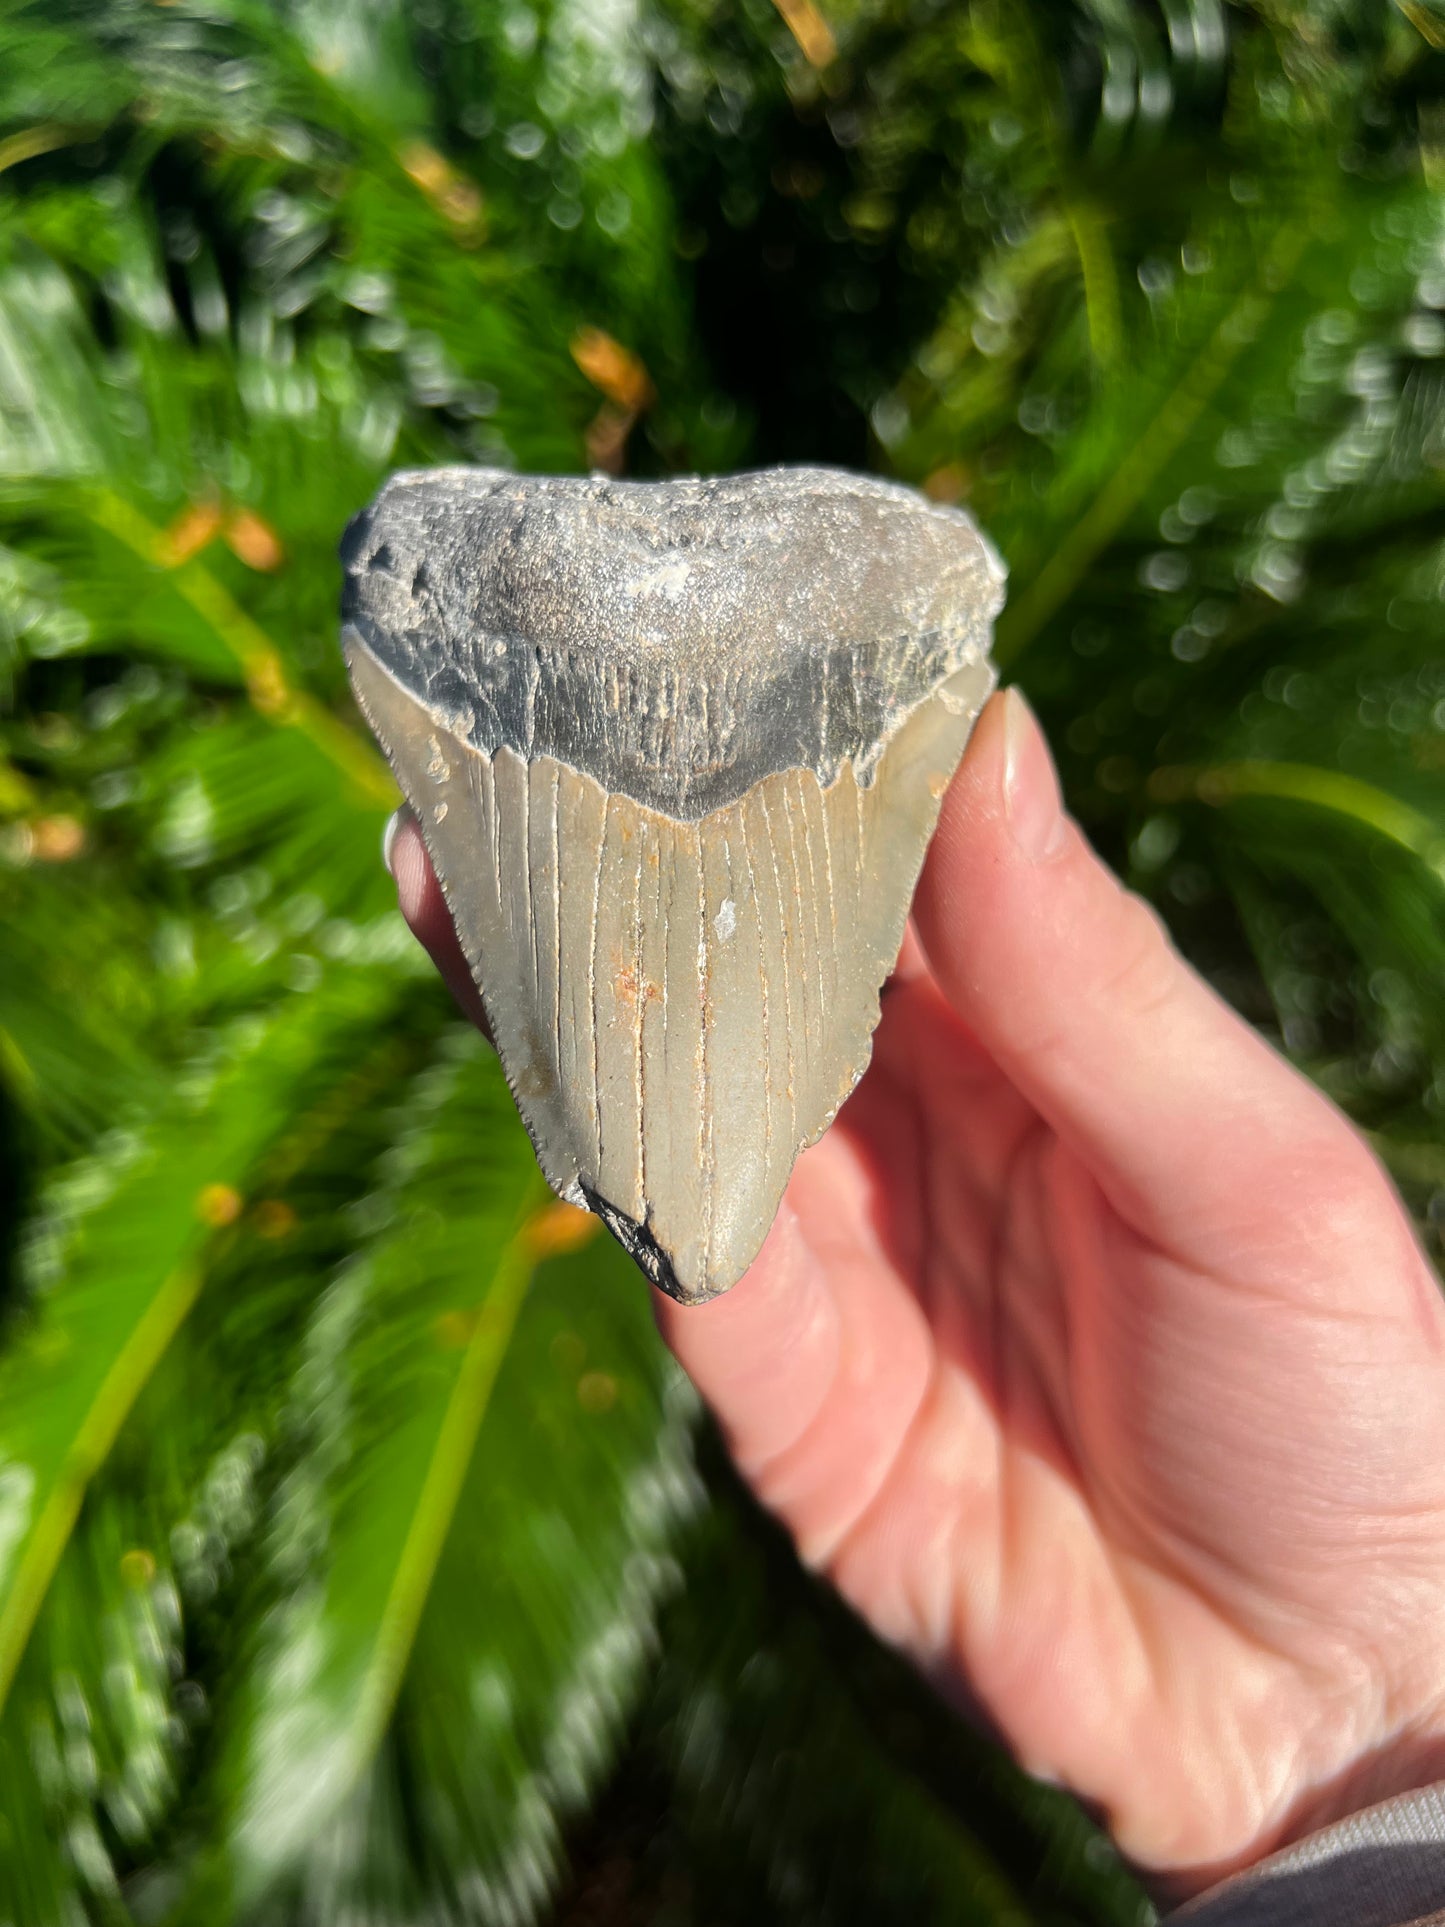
[912,689,1368,1258]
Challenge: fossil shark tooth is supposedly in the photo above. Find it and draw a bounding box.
[340,465,1004,1305]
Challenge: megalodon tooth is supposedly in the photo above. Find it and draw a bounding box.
[340,465,1004,1305]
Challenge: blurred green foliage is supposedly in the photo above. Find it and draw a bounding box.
[1,0,1444,1919]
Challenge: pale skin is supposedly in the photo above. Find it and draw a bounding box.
[389,688,1445,1902]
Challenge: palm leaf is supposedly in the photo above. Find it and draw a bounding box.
[0,973,408,1721]
[172,1034,697,1923]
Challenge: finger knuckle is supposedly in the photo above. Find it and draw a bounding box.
[1090,892,1180,1024]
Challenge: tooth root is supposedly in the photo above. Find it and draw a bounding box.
[348,644,994,1304]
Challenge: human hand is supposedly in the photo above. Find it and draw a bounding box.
[390,688,1445,1897]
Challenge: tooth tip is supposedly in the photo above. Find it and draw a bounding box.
[579,1183,720,1305]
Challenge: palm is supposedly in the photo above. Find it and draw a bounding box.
[713,948,1445,1882]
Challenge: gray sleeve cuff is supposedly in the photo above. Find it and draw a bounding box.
[1173,1785,1445,1926]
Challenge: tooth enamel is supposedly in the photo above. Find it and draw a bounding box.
[341,465,1004,1303]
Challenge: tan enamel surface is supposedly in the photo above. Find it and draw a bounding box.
[349,643,994,1302]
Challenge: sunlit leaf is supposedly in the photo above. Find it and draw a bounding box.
[0,973,403,1724]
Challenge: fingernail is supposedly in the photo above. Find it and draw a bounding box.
[381,804,410,876]
[1002,688,1070,863]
